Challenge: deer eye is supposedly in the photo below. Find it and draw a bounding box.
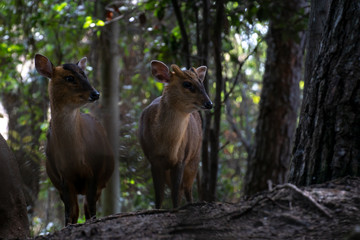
[65,76,75,83]
[183,81,195,92]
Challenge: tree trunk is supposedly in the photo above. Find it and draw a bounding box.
[100,2,121,215]
[244,0,306,195]
[200,0,212,202]
[302,0,330,98]
[207,0,224,201]
[289,0,360,185]
[171,0,190,68]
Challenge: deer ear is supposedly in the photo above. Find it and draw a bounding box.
[77,57,87,71]
[151,60,170,83]
[35,54,54,79]
[196,66,207,82]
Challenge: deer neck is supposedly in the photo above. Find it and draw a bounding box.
[50,104,82,145]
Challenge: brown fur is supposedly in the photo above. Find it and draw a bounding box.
[139,60,212,208]
[35,54,114,225]
[0,134,29,238]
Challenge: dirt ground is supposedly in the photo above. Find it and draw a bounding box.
[34,177,360,240]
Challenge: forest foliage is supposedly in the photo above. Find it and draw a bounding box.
[0,0,303,235]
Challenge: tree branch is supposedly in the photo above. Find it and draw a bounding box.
[171,0,191,68]
[224,42,261,103]
[273,183,333,218]
[224,97,251,154]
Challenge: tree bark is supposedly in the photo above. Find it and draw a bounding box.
[207,0,224,201]
[302,0,330,98]
[244,0,306,195]
[199,0,212,202]
[100,2,121,215]
[171,0,190,68]
[289,0,360,185]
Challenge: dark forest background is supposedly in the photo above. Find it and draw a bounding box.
[0,0,359,236]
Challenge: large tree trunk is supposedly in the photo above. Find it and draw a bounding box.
[99,2,121,215]
[289,0,360,185]
[244,0,306,195]
[302,0,330,98]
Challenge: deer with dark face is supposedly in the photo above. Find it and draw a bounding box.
[35,54,114,225]
[139,60,213,209]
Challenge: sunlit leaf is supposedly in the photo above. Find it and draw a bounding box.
[96,20,105,26]
[83,16,93,29]
[53,2,67,12]
[252,95,260,104]
[40,122,49,131]
[22,135,32,143]
[154,80,163,92]
[299,80,304,89]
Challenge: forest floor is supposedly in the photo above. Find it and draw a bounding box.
[34,177,360,240]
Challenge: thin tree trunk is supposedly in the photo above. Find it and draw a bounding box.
[200,0,211,202]
[171,0,190,68]
[289,0,360,185]
[100,3,120,215]
[193,0,203,199]
[208,0,224,201]
[244,0,306,195]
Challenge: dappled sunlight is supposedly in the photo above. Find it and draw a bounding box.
[0,102,8,139]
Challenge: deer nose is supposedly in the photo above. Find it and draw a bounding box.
[89,90,100,101]
[204,100,213,109]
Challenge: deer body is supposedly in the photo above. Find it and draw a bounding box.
[0,134,29,238]
[141,97,202,168]
[35,54,114,225]
[139,61,212,208]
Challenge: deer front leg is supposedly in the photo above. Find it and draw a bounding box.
[60,183,79,226]
[151,163,165,209]
[84,179,98,220]
[170,162,185,208]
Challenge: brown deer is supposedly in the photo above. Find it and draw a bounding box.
[35,54,114,225]
[139,60,213,209]
[0,133,29,238]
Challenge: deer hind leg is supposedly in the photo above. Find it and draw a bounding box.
[61,183,79,225]
[182,160,199,204]
[184,186,193,203]
[151,163,165,209]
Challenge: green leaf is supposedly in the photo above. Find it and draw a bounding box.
[53,2,67,12]
[154,80,163,92]
[299,80,304,90]
[83,16,93,29]
[22,135,33,144]
[252,95,260,104]
[96,20,105,26]
[40,122,49,131]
